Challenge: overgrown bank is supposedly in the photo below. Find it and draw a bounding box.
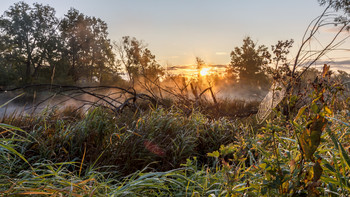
[0,80,349,196]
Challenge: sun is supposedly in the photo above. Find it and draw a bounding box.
[200,68,210,76]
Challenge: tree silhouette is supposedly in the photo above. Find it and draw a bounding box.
[60,8,115,84]
[116,36,164,84]
[0,2,60,84]
[227,37,271,93]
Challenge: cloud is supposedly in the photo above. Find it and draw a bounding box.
[317,60,350,66]
[166,66,178,71]
[215,52,228,55]
[210,64,227,69]
[167,65,193,70]
[301,59,350,66]
[301,60,350,72]
[166,64,228,71]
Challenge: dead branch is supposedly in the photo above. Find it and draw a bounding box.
[0,84,157,114]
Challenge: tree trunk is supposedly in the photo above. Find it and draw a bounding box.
[25,58,31,83]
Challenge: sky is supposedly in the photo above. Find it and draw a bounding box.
[1,0,349,72]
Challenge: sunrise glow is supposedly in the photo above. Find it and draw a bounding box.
[200,68,210,76]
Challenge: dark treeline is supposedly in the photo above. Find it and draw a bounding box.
[0,2,115,85]
[0,2,277,96]
[0,2,166,87]
[0,1,350,100]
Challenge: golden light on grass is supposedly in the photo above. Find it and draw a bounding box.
[200,68,210,76]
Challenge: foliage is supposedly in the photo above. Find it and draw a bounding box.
[60,8,116,84]
[0,71,350,196]
[0,2,60,84]
[227,37,271,93]
[1,1,350,196]
[0,104,240,174]
[114,36,165,99]
[0,2,119,86]
[115,36,164,91]
[318,0,350,14]
[270,39,294,82]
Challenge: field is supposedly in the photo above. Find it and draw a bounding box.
[0,68,350,197]
[1,2,350,196]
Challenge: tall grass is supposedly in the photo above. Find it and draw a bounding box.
[0,86,350,196]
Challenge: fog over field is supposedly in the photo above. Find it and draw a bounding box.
[1,1,350,196]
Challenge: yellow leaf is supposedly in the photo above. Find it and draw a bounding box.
[207,151,220,158]
[294,105,308,123]
[299,116,327,161]
[322,64,330,78]
[324,106,332,115]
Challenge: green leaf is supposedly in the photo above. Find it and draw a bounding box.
[339,142,350,170]
[207,151,220,158]
[0,93,24,108]
[294,105,308,122]
[0,143,31,167]
[0,123,25,132]
[322,159,336,173]
[259,163,267,169]
[321,177,340,185]
[311,103,319,114]
[326,129,338,152]
[299,116,327,161]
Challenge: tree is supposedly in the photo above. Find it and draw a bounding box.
[196,57,205,70]
[227,37,271,92]
[270,39,294,82]
[115,36,164,98]
[0,2,60,84]
[116,36,164,84]
[60,8,116,84]
[318,0,350,14]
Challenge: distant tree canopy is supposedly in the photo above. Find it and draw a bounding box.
[116,36,164,84]
[0,2,60,85]
[227,37,271,91]
[0,1,348,93]
[0,2,119,86]
[60,8,116,84]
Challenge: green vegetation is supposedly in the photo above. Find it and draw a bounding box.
[1,66,350,196]
[1,1,350,196]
